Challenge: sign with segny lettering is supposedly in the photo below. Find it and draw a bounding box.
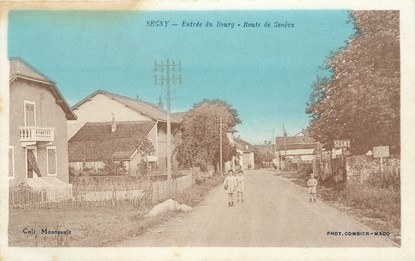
[334,139,351,148]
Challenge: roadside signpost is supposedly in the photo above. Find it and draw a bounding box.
[373,145,390,172]
[333,139,351,182]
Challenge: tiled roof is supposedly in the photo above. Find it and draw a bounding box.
[280,149,316,156]
[171,111,187,118]
[68,121,156,162]
[235,138,255,153]
[9,58,77,120]
[275,134,318,151]
[10,58,54,84]
[276,143,318,150]
[253,144,275,154]
[275,135,316,145]
[72,90,182,124]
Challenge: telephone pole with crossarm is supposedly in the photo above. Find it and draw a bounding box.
[154,59,182,181]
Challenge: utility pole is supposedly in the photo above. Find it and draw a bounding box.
[154,59,182,181]
[219,117,223,176]
[217,116,229,176]
[277,134,281,169]
[283,124,287,170]
[272,128,275,168]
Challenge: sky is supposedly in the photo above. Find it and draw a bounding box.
[8,10,354,144]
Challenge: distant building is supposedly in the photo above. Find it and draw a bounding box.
[68,121,157,175]
[68,90,182,170]
[275,132,318,169]
[9,58,76,199]
[224,128,255,171]
[234,138,255,170]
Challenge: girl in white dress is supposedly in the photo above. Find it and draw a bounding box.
[236,170,245,202]
[223,170,237,206]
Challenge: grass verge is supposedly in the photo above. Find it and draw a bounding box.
[9,175,224,247]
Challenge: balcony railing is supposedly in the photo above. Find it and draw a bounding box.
[20,126,55,142]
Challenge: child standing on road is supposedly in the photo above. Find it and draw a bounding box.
[223,170,237,207]
[236,170,245,202]
[307,173,318,202]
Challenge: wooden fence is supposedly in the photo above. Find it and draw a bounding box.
[151,174,194,203]
[9,173,198,209]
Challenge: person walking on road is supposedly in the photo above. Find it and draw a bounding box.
[307,173,318,202]
[223,170,237,207]
[236,170,245,202]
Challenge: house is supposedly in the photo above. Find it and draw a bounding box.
[68,121,157,175]
[8,58,76,199]
[275,132,318,170]
[68,90,183,170]
[223,129,255,171]
[234,138,255,170]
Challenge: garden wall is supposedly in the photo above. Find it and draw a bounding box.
[346,155,400,183]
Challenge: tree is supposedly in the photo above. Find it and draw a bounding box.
[102,137,154,175]
[306,11,400,154]
[175,99,241,171]
[254,147,275,168]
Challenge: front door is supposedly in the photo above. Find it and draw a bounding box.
[26,147,39,178]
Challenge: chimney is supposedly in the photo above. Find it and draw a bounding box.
[157,96,163,110]
[111,113,117,133]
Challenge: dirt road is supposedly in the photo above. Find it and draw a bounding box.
[113,170,396,247]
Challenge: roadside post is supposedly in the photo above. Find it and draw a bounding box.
[333,139,351,182]
[373,145,390,180]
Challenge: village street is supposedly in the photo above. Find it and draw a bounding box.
[113,170,396,247]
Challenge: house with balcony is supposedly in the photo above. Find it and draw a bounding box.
[68,90,182,170]
[9,58,76,199]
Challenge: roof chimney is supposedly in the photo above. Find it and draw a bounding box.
[111,113,117,133]
[157,96,163,110]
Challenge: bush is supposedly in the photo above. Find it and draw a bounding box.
[338,182,400,228]
[297,164,312,177]
[367,168,400,190]
[102,158,128,175]
[194,162,208,172]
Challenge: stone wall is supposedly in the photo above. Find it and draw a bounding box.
[346,155,400,183]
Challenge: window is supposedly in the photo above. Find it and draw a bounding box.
[47,146,57,176]
[9,146,14,179]
[24,100,36,126]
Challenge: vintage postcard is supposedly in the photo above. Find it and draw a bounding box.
[0,0,414,260]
